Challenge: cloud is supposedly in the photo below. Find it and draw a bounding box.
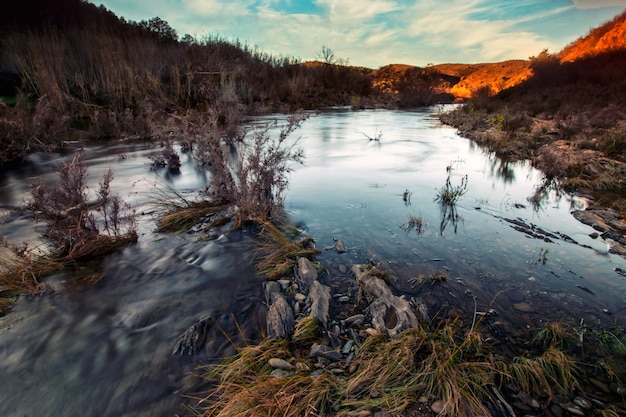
[402,0,558,63]
[573,0,626,9]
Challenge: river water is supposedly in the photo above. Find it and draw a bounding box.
[0,107,625,416]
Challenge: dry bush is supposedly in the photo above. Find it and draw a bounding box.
[200,113,308,225]
[30,152,136,260]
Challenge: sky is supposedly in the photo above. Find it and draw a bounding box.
[90,0,626,68]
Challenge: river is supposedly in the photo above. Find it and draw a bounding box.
[0,107,624,416]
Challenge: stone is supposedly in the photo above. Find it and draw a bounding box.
[309,343,343,362]
[270,368,293,378]
[264,281,281,304]
[431,400,447,414]
[572,396,592,410]
[294,293,307,303]
[335,239,347,253]
[172,316,213,355]
[559,402,584,416]
[345,314,366,327]
[296,257,318,288]
[266,297,294,339]
[513,302,535,313]
[368,295,419,337]
[308,280,331,326]
[338,296,351,303]
[268,358,294,370]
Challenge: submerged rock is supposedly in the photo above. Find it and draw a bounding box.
[335,239,347,254]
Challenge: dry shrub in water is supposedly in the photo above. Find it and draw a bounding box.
[202,113,308,225]
[30,152,136,260]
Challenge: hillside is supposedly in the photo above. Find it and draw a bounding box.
[559,9,626,62]
[440,10,626,211]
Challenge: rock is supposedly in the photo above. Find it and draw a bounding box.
[572,396,592,410]
[277,279,291,290]
[345,314,366,327]
[266,297,294,339]
[335,240,347,253]
[296,257,318,288]
[308,280,331,326]
[368,295,419,337]
[513,302,535,313]
[172,316,213,355]
[338,295,351,303]
[270,368,293,378]
[295,362,310,372]
[589,232,599,239]
[294,293,307,303]
[309,343,343,362]
[559,402,584,416]
[356,274,393,301]
[431,400,447,414]
[338,264,348,274]
[268,358,294,370]
[264,281,281,304]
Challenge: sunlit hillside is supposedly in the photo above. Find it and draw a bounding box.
[559,9,626,62]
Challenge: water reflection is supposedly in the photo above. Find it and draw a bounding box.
[438,203,463,234]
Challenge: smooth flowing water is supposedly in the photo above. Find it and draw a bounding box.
[0,107,625,416]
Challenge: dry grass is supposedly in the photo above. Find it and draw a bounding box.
[254,220,319,279]
[198,338,339,417]
[195,317,594,417]
[0,243,62,313]
[156,200,231,233]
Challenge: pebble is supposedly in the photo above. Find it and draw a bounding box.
[559,402,584,416]
[270,369,292,378]
[573,396,592,410]
[338,296,351,303]
[431,400,447,414]
[513,302,535,313]
[309,343,343,362]
[277,279,291,290]
[345,314,366,326]
[338,264,348,274]
[294,293,307,302]
[268,358,294,370]
[335,240,347,253]
[295,362,310,372]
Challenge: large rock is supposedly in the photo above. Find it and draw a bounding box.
[266,296,294,339]
[352,264,420,337]
[295,257,318,289]
[308,280,331,327]
[368,295,419,337]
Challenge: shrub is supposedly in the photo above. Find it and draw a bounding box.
[30,152,136,260]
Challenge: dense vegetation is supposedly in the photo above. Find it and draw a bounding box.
[0,0,377,165]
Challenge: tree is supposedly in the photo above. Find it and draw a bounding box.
[316,45,349,66]
[140,16,177,43]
